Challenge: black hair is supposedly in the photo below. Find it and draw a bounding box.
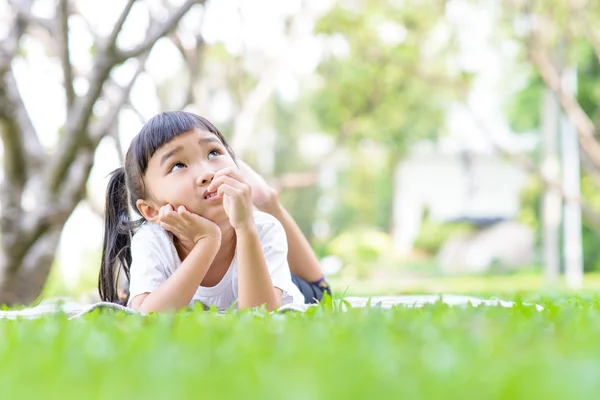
[99,111,236,304]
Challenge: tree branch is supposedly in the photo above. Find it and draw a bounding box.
[90,53,149,142]
[114,0,204,63]
[70,5,101,51]
[6,0,53,34]
[0,7,44,175]
[168,31,205,109]
[529,27,600,169]
[0,117,26,190]
[0,116,26,253]
[57,0,75,107]
[230,6,312,154]
[0,5,26,72]
[0,3,39,258]
[469,107,600,230]
[272,172,319,191]
[573,2,600,66]
[46,0,198,195]
[105,0,138,53]
[579,143,600,188]
[2,70,44,167]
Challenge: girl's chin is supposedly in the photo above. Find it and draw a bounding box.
[194,205,226,220]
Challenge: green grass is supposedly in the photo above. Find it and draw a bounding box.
[329,271,600,297]
[3,296,600,399]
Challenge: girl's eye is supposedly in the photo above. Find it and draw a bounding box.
[208,149,221,159]
[169,162,186,173]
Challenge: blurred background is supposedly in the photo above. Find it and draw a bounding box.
[0,0,598,305]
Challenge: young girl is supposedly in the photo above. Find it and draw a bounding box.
[99,111,330,313]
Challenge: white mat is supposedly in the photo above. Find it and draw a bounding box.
[0,294,543,320]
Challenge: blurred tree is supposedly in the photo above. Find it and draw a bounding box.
[309,0,469,235]
[0,0,202,305]
[500,0,600,204]
[497,0,600,275]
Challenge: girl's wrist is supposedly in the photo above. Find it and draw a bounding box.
[192,234,221,257]
[194,232,221,246]
[256,189,280,213]
[234,221,257,236]
[260,201,283,219]
[188,237,221,262]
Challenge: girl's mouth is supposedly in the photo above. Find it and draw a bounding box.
[204,191,218,200]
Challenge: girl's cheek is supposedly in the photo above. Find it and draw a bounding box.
[220,157,237,169]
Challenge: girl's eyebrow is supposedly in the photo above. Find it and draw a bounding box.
[200,137,219,145]
[160,146,182,167]
[160,137,220,166]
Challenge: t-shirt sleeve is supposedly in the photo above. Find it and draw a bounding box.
[259,217,295,296]
[127,226,170,306]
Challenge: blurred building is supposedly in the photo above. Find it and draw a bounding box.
[392,140,535,273]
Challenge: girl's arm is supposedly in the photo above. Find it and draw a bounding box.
[235,226,281,311]
[131,204,222,313]
[208,167,281,310]
[237,160,323,283]
[131,236,219,313]
[260,199,324,282]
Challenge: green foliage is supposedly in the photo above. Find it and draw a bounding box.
[271,96,323,239]
[6,298,600,398]
[516,176,600,272]
[505,38,600,135]
[574,37,600,122]
[413,219,474,255]
[295,1,470,240]
[497,2,600,273]
[312,1,468,153]
[517,178,542,235]
[505,76,544,133]
[580,176,600,272]
[324,146,395,236]
[581,175,600,214]
[582,223,600,273]
[327,227,394,277]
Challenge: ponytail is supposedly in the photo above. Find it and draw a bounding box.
[99,167,135,304]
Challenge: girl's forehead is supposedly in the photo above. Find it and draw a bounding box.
[157,129,218,149]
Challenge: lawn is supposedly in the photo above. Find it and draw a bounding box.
[2,295,600,399]
[329,271,600,297]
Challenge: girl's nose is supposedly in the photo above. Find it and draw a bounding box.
[196,169,215,186]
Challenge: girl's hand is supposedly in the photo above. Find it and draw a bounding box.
[208,167,255,232]
[157,204,221,247]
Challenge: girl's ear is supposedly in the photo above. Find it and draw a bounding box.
[136,199,159,223]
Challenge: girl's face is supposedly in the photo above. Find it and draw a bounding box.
[137,129,237,223]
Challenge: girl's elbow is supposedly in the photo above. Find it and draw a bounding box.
[265,300,280,312]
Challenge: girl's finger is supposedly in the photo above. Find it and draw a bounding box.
[179,209,194,224]
[159,204,175,220]
[211,167,245,186]
[158,205,167,220]
[223,167,245,182]
[209,175,247,193]
[159,221,179,235]
[178,207,199,223]
[217,184,242,198]
[176,205,204,222]
[161,209,186,225]
[213,167,238,179]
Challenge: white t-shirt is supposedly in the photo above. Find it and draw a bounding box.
[127,210,305,310]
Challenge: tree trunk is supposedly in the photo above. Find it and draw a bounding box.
[0,0,201,306]
[541,89,561,285]
[0,227,61,304]
[560,66,583,289]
